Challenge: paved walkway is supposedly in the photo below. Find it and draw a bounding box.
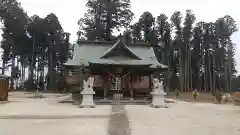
[108,103,131,135]
[0,92,240,135]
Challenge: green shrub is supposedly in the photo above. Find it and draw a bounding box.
[192,89,199,100]
[215,91,222,103]
[175,89,180,98]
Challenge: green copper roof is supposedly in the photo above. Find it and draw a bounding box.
[64,41,167,69]
[100,40,141,60]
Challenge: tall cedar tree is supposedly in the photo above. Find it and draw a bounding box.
[77,0,134,41]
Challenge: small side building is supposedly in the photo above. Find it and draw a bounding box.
[0,74,9,101]
[64,39,167,99]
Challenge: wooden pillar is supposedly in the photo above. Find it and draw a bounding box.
[103,75,108,100]
[149,73,152,91]
[130,75,134,100]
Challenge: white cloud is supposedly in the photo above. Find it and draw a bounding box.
[1,0,240,73]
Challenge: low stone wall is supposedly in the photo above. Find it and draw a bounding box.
[233,98,240,106]
[232,92,240,106]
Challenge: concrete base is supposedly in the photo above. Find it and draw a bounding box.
[79,104,95,108]
[150,91,166,108]
[73,100,80,105]
[80,90,95,108]
[150,104,168,108]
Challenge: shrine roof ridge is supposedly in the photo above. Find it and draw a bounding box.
[77,40,153,47]
[77,40,114,45]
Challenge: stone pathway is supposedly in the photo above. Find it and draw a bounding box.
[108,104,131,135]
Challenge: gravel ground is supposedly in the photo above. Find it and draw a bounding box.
[0,119,108,135]
[1,92,240,135]
[126,102,240,135]
[0,93,111,135]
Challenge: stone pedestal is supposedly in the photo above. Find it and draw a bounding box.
[80,89,95,108]
[150,90,166,108]
[79,77,96,108]
[150,78,167,108]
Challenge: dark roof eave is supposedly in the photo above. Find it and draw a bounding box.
[89,62,152,67]
[64,64,89,69]
[0,74,10,79]
[149,65,168,70]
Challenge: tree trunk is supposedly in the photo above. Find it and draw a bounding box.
[212,52,216,93]
[16,56,20,89]
[22,62,25,89]
[204,55,207,92]
[48,43,54,90]
[224,64,228,92]
[2,59,5,75]
[179,49,184,92]
[189,50,192,91]
[10,51,15,90]
[29,36,36,86]
[166,52,171,93]
[208,52,213,93]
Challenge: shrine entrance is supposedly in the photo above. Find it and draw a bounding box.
[107,68,131,100]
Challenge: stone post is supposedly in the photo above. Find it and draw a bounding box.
[150,78,167,108]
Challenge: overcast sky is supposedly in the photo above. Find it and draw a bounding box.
[1,0,240,73]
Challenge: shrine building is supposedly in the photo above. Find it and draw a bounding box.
[64,38,168,100]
